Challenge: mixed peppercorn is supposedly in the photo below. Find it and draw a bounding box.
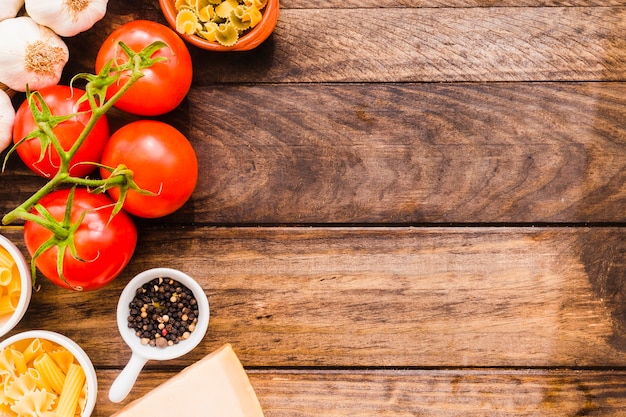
[127,276,199,348]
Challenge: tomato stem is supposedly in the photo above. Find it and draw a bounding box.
[2,41,166,227]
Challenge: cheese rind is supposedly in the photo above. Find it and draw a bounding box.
[110,344,264,417]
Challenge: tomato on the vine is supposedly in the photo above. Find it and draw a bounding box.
[24,188,137,291]
[95,20,193,116]
[100,120,198,218]
[12,85,109,178]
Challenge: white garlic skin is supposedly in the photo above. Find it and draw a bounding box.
[25,0,109,37]
[0,0,25,22]
[0,89,15,152]
[0,16,69,92]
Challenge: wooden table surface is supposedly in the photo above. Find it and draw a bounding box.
[2,0,626,415]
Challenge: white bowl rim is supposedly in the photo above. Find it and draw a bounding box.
[116,267,210,361]
[0,234,32,338]
[0,329,98,417]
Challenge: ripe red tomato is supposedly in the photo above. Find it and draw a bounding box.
[100,120,198,218]
[24,188,137,291]
[12,85,109,178]
[95,20,193,116]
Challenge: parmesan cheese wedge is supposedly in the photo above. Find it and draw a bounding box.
[110,344,264,416]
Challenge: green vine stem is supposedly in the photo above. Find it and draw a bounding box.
[1,40,170,288]
[2,41,169,227]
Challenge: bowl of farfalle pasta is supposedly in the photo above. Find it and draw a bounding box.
[0,330,98,417]
[159,0,279,51]
[0,234,32,339]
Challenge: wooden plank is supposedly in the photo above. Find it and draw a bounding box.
[3,226,626,368]
[281,0,626,7]
[5,83,626,224]
[106,0,626,10]
[64,6,626,83]
[95,368,626,416]
[210,6,626,82]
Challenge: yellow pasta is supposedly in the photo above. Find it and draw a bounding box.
[176,8,201,35]
[215,22,239,46]
[49,350,75,374]
[197,4,215,22]
[174,0,268,46]
[0,347,23,378]
[214,0,238,19]
[5,372,39,402]
[199,21,219,41]
[28,367,56,394]
[54,364,85,417]
[0,266,11,286]
[0,246,13,269]
[0,339,88,417]
[0,246,20,321]
[230,6,252,31]
[10,389,56,417]
[34,353,66,394]
[21,338,45,363]
[0,293,18,316]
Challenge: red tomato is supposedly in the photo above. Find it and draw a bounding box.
[100,120,198,218]
[95,20,193,116]
[13,85,109,178]
[24,188,137,291]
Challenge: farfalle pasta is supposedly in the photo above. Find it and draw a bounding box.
[0,338,87,417]
[0,246,20,320]
[174,0,268,46]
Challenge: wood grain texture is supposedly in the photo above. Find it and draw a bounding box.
[3,226,626,369]
[5,83,626,224]
[62,5,626,83]
[3,0,626,415]
[90,369,626,416]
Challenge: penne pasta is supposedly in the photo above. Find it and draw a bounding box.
[49,350,75,374]
[0,293,18,316]
[21,338,44,364]
[0,246,13,269]
[33,353,66,394]
[0,266,11,286]
[27,367,56,394]
[0,246,20,320]
[0,338,88,417]
[54,364,85,417]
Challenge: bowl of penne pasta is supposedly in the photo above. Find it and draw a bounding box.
[0,330,98,417]
[0,234,32,339]
[159,0,279,51]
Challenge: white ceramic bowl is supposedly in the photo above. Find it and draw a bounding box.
[0,330,98,416]
[0,233,32,338]
[109,267,210,403]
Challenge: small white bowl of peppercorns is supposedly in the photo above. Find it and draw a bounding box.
[109,267,210,403]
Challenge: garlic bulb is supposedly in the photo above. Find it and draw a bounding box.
[0,16,69,92]
[25,0,108,37]
[0,89,16,152]
[0,0,25,22]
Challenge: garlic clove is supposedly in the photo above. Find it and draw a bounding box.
[0,89,16,153]
[0,0,25,22]
[0,16,69,92]
[25,0,109,37]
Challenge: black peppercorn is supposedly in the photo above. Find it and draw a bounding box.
[128,276,199,348]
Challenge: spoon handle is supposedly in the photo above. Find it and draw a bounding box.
[109,353,148,403]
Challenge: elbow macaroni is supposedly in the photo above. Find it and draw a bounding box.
[0,246,20,320]
[0,339,87,417]
[174,0,268,46]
